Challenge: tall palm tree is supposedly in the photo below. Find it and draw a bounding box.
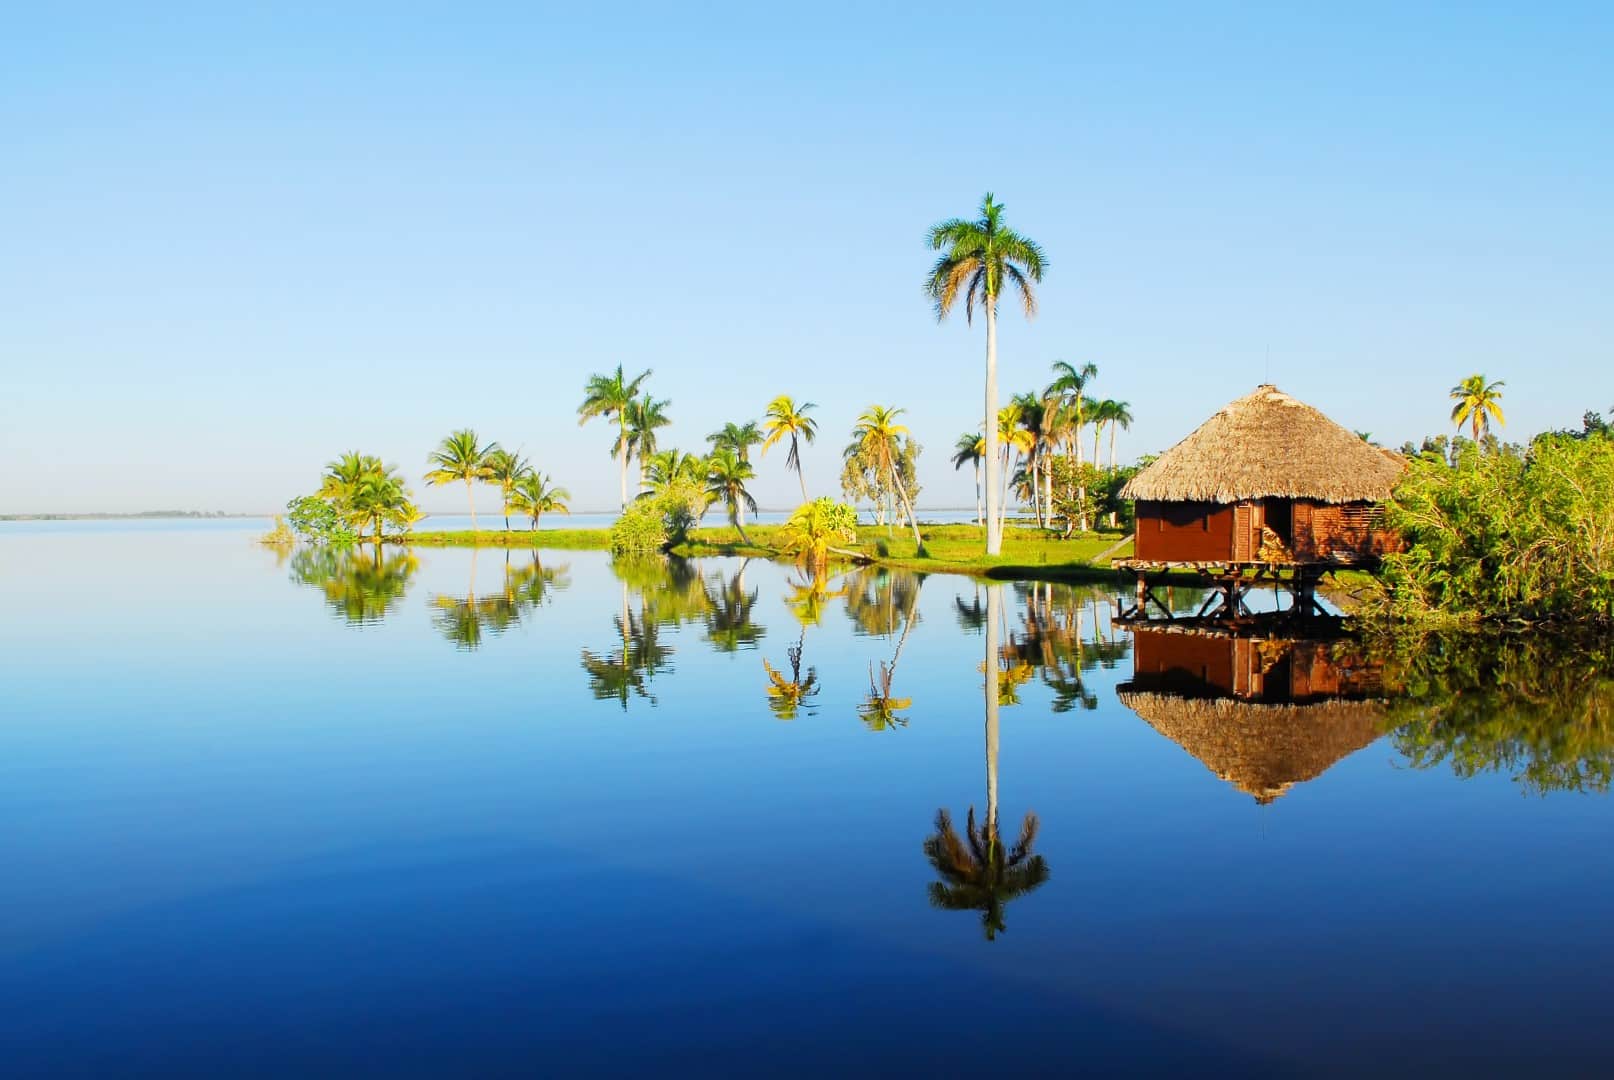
[1450,375,1506,441]
[927,194,1047,557]
[952,431,985,527]
[579,365,653,509]
[708,420,763,462]
[623,395,672,489]
[425,429,498,533]
[1105,400,1133,472]
[706,447,759,544]
[483,447,531,533]
[849,405,924,555]
[508,471,570,530]
[761,396,819,502]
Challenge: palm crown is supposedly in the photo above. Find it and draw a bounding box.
[425,429,499,531]
[1450,374,1506,441]
[761,396,819,501]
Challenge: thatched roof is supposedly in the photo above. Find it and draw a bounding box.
[1118,691,1387,804]
[1121,385,1404,503]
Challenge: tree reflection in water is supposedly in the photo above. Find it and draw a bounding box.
[290,543,419,625]
[925,584,1050,939]
[847,568,923,731]
[704,559,766,653]
[1377,632,1614,795]
[432,549,571,651]
[761,569,843,721]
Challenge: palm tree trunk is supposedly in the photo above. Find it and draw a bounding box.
[983,300,1002,556]
[731,508,752,547]
[1093,425,1102,471]
[973,459,983,527]
[618,417,629,510]
[984,584,1001,836]
[466,478,478,532]
[797,458,808,503]
[890,465,925,556]
[1109,423,1117,472]
[1030,455,1043,529]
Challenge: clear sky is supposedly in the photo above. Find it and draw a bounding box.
[4,2,1611,513]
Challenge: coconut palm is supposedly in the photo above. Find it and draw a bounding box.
[1450,375,1506,441]
[706,447,759,544]
[349,465,416,543]
[640,449,707,499]
[848,405,924,554]
[623,395,672,488]
[508,471,570,530]
[425,429,499,532]
[761,396,819,501]
[578,365,653,509]
[952,431,985,527]
[923,584,1049,939]
[1104,400,1133,472]
[484,448,532,533]
[319,451,384,506]
[927,194,1047,556]
[708,420,763,463]
[1047,360,1098,463]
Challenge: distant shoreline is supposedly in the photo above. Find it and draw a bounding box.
[0,512,263,521]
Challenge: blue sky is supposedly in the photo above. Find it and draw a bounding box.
[4,2,1611,513]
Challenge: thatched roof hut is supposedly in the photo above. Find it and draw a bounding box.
[1121,384,1403,504]
[1118,691,1387,804]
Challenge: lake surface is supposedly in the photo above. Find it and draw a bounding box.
[2,521,1611,1076]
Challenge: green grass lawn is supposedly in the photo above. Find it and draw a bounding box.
[404,520,1135,581]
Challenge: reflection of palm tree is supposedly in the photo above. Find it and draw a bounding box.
[290,544,418,624]
[763,631,821,720]
[580,611,673,709]
[428,548,544,650]
[704,562,766,653]
[856,572,922,731]
[925,584,1049,939]
[923,808,1049,941]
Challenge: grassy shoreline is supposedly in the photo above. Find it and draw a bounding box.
[402,522,1137,581]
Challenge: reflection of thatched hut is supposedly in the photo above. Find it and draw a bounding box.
[1119,624,1390,802]
[1118,691,1386,804]
[1121,385,1403,566]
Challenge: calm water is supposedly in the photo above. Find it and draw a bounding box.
[2,521,1611,1076]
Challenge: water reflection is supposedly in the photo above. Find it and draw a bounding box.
[925,584,1051,939]
[290,544,419,624]
[1379,633,1614,795]
[1118,624,1388,804]
[848,568,924,731]
[704,560,765,653]
[431,550,571,651]
[763,630,821,720]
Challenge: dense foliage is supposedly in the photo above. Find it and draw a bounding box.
[1371,433,1614,625]
[609,476,705,554]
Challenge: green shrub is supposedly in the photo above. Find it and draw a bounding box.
[285,494,357,548]
[1370,435,1614,625]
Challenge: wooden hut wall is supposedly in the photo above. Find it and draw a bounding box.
[1305,502,1402,563]
[1133,500,1236,562]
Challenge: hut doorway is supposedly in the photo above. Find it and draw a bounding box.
[1263,499,1293,546]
